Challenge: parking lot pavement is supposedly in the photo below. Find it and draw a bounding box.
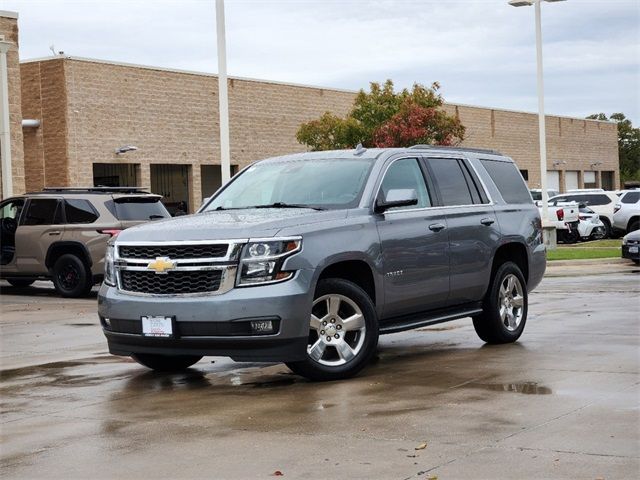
[1,271,639,480]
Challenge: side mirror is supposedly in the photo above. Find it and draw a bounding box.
[375,189,418,213]
[535,200,542,207]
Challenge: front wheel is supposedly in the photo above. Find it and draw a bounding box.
[473,262,528,344]
[286,278,379,381]
[131,354,203,372]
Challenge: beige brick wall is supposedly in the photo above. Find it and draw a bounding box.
[19,56,619,209]
[443,104,620,190]
[0,12,25,198]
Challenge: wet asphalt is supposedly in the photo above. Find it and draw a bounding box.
[1,266,639,479]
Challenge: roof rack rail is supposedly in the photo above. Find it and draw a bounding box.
[409,145,503,156]
[41,186,150,194]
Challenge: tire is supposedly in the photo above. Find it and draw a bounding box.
[600,218,612,239]
[7,279,35,288]
[286,278,379,381]
[473,262,528,344]
[629,219,640,233]
[52,254,93,298]
[132,354,203,372]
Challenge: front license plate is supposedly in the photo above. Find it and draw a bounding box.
[142,316,173,337]
[630,246,639,254]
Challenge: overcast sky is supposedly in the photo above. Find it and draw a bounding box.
[3,0,639,123]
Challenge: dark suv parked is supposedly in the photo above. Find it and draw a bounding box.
[1,187,170,297]
[99,146,546,380]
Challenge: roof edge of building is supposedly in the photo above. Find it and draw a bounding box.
[0,10,19,19]
[19,54,616,125]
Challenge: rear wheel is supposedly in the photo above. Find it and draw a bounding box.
[473,262,528,344]
[7,279,35,288]
[629,219,640,233]
[286,278,378,381]
[52,254,93,298]
[132,354,203,372]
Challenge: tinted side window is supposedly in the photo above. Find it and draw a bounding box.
[622,192,640,204]
[23,199,61,226]
[380,158,431,210]
[65,199,99,224]
[480,159,532,204]
[429,158,474,206]
[586,194,612,206]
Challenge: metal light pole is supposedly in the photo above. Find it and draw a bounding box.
[509,0,566,243]
[216,0,231,184]
[0,39,13,198]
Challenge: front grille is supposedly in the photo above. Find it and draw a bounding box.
[119,244,228,259]
[121,270,223,295]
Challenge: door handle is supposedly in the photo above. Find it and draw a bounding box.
[480,218,495,226]
[428,223,446,232]
[48,231,61,236]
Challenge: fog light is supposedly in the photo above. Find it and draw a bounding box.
[103,317,111,328]
[250,320,274,334]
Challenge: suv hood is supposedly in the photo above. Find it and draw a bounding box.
[116,208,349,242]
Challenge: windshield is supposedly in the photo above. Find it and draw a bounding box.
[204,158,374,211]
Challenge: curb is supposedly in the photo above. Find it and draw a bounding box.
[546,257,628,267]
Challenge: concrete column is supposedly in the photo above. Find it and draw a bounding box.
[139,163,151,192]
[189,163,202,213]
[0,40,12,198]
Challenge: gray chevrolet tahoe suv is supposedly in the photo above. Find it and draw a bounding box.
[99,146,546,381]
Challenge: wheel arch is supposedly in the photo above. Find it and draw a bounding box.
[627,215,640,233]
[491,241,529,285]
[314,255,380,310]
[45,241,93,271]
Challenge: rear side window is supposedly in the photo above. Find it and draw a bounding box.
[622,192,640,204]
[23,199,62,226]
[428,158,474,206]
[111,197,170,221]
[480,160,532,204]
[65,199,99,224]
[585,194,612,206]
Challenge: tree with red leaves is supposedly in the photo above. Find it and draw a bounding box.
[296,80,465,150]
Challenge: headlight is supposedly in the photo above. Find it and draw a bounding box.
[237,237,301,286]
[104,243,117,287]
[622,237,628,246]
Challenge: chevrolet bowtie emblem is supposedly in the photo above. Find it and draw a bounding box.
[147,257,175,274]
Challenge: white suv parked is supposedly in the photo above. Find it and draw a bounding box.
[613,190,640,234]
[548,191,619,238]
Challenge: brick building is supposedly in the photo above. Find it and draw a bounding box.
[1,11,620,212]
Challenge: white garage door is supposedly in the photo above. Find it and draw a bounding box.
[547,171,560,191]
[565,171,579,191]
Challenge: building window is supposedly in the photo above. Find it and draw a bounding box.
[151,164,191,216]
[584,171,597,189]
[201,165,238,201]
[601,171,614,191]
[519,170,529,181]
[93,163,138,187]
[565,171,579,191]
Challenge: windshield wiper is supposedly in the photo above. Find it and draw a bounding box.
[149,214,166,220]
[214,203,325,211]
[251,202,326,211]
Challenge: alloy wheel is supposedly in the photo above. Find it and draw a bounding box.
[499,274,525,331]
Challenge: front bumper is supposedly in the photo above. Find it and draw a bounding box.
[622,244,640,261]
[98,269,314,362]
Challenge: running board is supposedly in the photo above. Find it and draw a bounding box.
[379,306,483,335]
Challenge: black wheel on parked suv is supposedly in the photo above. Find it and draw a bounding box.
[131,354,203,372]
[52,254,93,298]
[286,278,379,381]
[600,218,612,239]
[7,279,35,288]
[473,261,528,344]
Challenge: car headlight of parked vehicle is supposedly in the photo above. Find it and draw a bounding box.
[622,236,628,246]
[237,237,301,286]
[104,243,117,287]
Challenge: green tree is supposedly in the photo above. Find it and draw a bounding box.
[296,80,464,150]
[587,112,640,183]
